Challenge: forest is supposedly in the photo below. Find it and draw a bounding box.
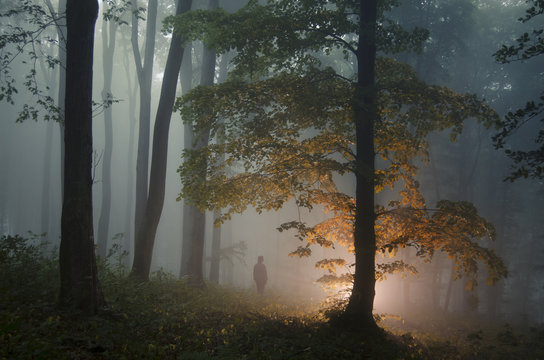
[0,0,543,358]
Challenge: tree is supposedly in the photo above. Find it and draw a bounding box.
[493,0,544,180]
[97,0,130,258]
[131,0,158,251]
[180,0,219,287]
[59,0,103,313]
[179,41,195,278]
[347,0,378,327]
[173,0,505,329]
[131,0,193,281]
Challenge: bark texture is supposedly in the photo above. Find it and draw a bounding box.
[59,0,103,314]
[341,0,379,330]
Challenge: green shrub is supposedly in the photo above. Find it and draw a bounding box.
[0,233,58,306]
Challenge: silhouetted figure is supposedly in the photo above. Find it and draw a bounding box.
[253,256,268,295]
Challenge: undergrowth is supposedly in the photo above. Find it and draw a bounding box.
[1,234,542,359]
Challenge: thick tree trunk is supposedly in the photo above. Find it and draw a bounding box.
[132,0,158,247]
[97,15,118,258]
[341,0,378,330]
[59,0,103,314]
[132,0,192,281]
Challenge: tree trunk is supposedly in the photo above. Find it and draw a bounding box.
[40,68,56,238]
[132,0,158,247]
[0,123,8,234]
[180,42,194,277]
[209,212,221,283]
[443,262,455,312]
[185,0,218,286]
[181,0,218,286]
[97,12,119,258]
[43,0,66,244]
[132,0,192,281]
[59,0,103,314]
[44,0,67,205]
[341,0,379,330]
[207,50,230,284]
[122,41,138,266]
[57,0,67,240]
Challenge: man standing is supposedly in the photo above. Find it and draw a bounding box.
[253,256,268,295]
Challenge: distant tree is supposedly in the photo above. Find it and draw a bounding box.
[493,0,544,180]
[180,0,219,287]
[1,0,65,241]
[59,0,104,313]
[120,31,139,265]
[97,0,130,258]
[179,41,195,278]
[172,0,506,329]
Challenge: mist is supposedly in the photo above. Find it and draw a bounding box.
[1,0,543,357]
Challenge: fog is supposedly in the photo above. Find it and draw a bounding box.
[1,0,543,329]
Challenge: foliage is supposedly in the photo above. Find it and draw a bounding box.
[0,0,122,124]
[0,234,420,359]
[0,237,540,359]
[0,0,63,122]
[0,233,58,305]
[172,1,505,291]
[382,309,544,360]
[493,0,543,63]
[102,0,131,26]
[493,0,544,180]
[492,96,544,180]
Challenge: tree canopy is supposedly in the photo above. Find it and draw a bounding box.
[172,0,507,310]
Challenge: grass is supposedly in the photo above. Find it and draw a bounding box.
[1,234,543,359]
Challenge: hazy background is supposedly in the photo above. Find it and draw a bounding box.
[1,0,542,326]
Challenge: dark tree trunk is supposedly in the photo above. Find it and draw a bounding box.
[59,0,103,314]
[131,0,192,281]
[341,0,379,330]
[132,0,158,247]
[97,13,119,258]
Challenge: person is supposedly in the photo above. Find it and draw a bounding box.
[253,255,268,295]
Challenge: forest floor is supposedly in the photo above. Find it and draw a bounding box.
[2,234,543,359]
